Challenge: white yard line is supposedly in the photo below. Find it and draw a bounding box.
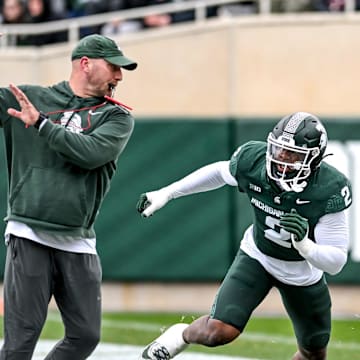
[45,313,360,352]
[31,341,260,360]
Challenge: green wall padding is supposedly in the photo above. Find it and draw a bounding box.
[95,120,232,281]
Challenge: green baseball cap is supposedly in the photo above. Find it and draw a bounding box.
[71,34,137,70]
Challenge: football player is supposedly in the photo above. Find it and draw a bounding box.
[137,112,352,360]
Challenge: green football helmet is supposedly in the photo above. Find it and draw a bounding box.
[266,112,328,192]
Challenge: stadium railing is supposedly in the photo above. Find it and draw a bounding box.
[0,0,358,47]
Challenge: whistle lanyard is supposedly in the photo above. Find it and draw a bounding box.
[46,102,107,130]
[45,97,133,130]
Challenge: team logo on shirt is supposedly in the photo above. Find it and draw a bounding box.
[249,183,262,193]
[59,112,83,134]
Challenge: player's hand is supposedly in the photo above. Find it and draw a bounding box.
[136,190,171,217]
[280,208,308,242]
[7,83,40,127]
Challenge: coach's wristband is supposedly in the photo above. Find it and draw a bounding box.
[34,111,48,130]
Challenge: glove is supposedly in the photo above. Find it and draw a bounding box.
[280,208,308,242]
[280,209,314,256]
[136,189,171,218]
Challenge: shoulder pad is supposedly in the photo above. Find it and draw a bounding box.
[314,163,352,213]
[230,141,266,177]
[325,180,352,213]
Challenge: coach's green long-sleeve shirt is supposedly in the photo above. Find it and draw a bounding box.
[0,81,134,238]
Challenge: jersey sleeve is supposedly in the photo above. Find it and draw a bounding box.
[325,175,352,214]
[229,141,267,191]
[229,146,242,178]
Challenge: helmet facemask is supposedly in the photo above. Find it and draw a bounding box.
[266,112,327,193]
[266,133,321,192]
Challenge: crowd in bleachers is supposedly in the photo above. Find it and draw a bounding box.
[1,0,360,46]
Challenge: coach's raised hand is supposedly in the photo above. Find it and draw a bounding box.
[7,83,40,127]
[137,189,171,217]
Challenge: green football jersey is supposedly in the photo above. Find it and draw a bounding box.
[230,141,352,261]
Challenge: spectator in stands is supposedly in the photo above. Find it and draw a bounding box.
[1,0,25,23]
[1,0,28,45]
[101,18,143,36]
[272,0,312,12]
[65,0,84,17]
[48,0,68,17]
[312,0,360,11]
[142,0,171,28]
[142,0,217,29]
[72,0,133,36]
[24,0,68,46]
[100,0,211,36]
[217,0,257,17]
[100,0,146,36]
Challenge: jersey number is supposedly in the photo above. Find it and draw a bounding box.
[264,216,292,248]
[341,185,351,207]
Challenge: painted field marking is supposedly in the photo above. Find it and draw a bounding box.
[31,341,260,360]
[44,313,360,353]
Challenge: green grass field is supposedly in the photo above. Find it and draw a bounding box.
[14,311,359,360]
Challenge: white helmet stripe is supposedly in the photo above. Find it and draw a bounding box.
[284,112,312,134]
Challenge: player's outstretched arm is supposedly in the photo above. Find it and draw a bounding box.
[136,161,237,218]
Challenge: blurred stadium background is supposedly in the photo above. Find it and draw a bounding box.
[0,0,359,358]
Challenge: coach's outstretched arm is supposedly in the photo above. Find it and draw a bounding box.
[137,161,237,217]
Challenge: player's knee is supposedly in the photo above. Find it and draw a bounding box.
[296,332,328,360]
[202,322,240,347]
[303,332,329,352]
[294,347,327,360]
